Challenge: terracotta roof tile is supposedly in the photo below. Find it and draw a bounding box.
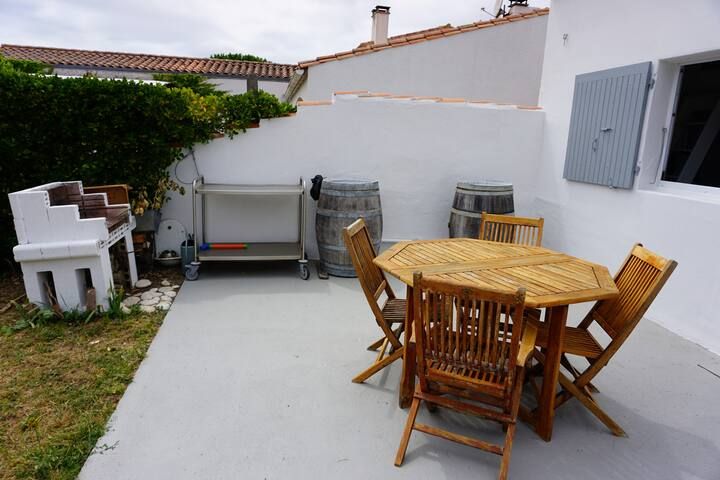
[0,44,296,79]
[297,8,548,68]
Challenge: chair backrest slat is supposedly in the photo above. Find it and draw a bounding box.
[344,219,395,315]
[592,244,677,339]
[479,212,544,247]
[414,273,526,388]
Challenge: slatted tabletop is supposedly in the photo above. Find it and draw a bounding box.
[373,239,617,308]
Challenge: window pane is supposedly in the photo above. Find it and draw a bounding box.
[663,60,720,188]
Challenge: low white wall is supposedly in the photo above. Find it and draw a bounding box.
[258,80,289,98]
[536,0,720,354]
[207,77,247,94]
[207,78,289,96]
[52,69,287,96]
[294,15,548,105]
[163,94,544,259]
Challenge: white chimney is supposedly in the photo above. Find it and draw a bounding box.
[371,5,390,45]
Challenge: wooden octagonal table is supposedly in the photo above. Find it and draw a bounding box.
[374,238,618,442]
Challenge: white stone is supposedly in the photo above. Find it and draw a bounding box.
[135,279,152,289]
[140,297,160,306]
[171,285,180,289]
[160,295,173,302]
[164,291,177,298]
[158,286,174,293]
[121,305,131,314]
[122,296,140,306]
[156,302,171,311]
[141,291,161,300]
[149,287,158,292]
[161,279,171,286]
[140,305,155,313]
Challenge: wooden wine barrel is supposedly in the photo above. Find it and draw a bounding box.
[448,181,514,238]
[316,179,383,277]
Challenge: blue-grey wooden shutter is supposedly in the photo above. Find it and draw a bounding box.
[563,62,652,189]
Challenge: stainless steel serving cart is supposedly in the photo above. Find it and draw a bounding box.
[185,176,309,280]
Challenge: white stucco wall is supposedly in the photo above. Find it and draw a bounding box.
[201,78,288,96]
[52,67,288,96]
[535,0,720,353]
[162,95,544,259]
[258,80,290,98]
[206,77,247,94]
[293,15,548,105]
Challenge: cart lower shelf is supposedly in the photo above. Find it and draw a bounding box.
[198,242,302,261]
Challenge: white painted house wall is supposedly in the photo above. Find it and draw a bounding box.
[163,95,544,259]
[534,0,720,354]
[293,16,548,105]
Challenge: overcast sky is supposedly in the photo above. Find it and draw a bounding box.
[0,0,551,64]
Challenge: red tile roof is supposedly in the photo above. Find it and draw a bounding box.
[0,44,296,79]
[299,8,549,68]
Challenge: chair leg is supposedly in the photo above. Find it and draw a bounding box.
[498,422,516,480]
[352,347,404,384]
[558,373,626,437]
[395,396,421,466]
[376,338,389,362]
[561,354,599,394]
[366,336,386,352]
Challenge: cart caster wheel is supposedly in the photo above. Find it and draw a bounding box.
[184,262,200,281]
[299,263,310,280]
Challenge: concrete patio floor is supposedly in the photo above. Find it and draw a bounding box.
[80,262,720,480]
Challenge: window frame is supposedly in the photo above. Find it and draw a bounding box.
[655,56,720,195]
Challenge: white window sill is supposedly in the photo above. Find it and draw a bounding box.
[639,180,720,205]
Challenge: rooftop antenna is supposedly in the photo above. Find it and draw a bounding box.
[482,0,521,19]
[490,0,505,17]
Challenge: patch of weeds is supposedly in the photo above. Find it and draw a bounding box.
[1,303,56,334]
[103,287,127,320]
[2,287,125,335]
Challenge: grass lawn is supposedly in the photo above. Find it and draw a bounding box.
[0,272,175,480]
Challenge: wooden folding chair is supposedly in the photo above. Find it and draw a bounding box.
[343,218,406,384]
[395,273,537,480]
[479,212,544,246]
[529,243,677,436]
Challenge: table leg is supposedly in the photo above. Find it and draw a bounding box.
[536,305,568,442]
[399,285,416,409]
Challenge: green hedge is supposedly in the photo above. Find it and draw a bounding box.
[0,57,295,261]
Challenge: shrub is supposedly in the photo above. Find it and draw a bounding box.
[152,73,223,97]
[0,59,295,261]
